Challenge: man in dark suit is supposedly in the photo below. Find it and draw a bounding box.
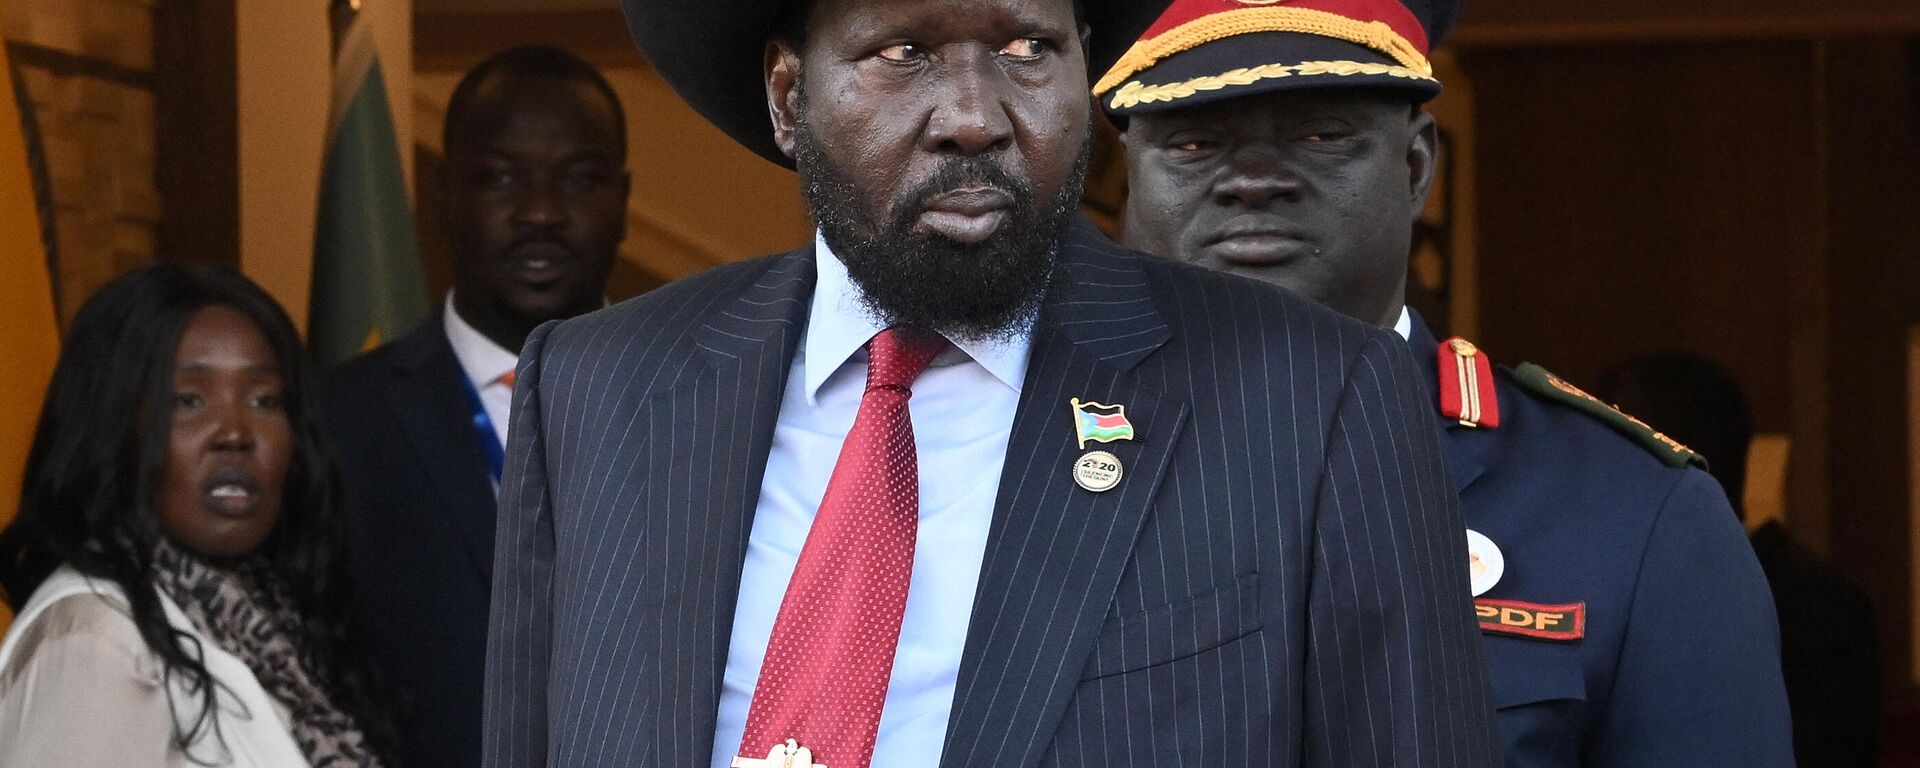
[483,0,1501,766]
[322,46,629,768]
[1107,1,1794,764]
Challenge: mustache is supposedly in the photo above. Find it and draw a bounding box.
[895,157,1032,225]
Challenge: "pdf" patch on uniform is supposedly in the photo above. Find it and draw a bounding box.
[1474,598,1585,642]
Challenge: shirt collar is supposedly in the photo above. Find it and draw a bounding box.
[443,292,521,388]
[801,232,1033,405]
[1392,305,1412,341]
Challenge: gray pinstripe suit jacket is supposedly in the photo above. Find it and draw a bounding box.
[484,222,1501,768]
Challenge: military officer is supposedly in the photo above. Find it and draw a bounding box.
[1096,0,1795,764]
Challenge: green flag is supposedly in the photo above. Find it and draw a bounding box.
[309,1,426,366]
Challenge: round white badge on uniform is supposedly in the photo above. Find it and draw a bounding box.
[1072,450,1124,492]
[1465,529,1504,597]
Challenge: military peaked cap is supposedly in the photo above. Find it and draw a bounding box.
[1092,0,1462,117]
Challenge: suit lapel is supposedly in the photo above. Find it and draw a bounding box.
[378,323,500,582]
[942,226,1188,768]
[1408,312,1491,493]
[650,247,815,762]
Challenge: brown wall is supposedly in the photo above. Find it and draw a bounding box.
[1463,41,1814,439]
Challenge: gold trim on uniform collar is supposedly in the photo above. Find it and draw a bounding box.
[1092,6,1433,98]
[1453,338,1482,426]
[1106,59,1435,110]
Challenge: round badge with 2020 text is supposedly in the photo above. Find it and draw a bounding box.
[1073,450,1124,492]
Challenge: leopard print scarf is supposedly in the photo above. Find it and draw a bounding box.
[150,540,384,768]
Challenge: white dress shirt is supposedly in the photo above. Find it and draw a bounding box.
[710,235,1031,768]
[1393,305,1412,341]
[442,292,518,449]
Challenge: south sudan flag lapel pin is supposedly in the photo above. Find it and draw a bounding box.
[1071,398,1136,449]
[1069,398,1134,493]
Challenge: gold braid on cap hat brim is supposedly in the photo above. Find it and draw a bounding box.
[1105,59,1434,109]
[1091,6,1434,97]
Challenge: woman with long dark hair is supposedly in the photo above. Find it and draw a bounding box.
[0,263,393,766]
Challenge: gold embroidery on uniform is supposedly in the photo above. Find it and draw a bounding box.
[1455,347,1474,425]
[1543,374,1692,456]
[1092,7,1432,97]
[1106,60,1433,109]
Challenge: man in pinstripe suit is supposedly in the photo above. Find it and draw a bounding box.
[1105,0,1795,765]
[482,0,1502,765]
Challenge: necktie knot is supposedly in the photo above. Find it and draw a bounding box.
[865,328,944,393]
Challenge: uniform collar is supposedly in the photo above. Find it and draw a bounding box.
[442,292,520,388]
[801,232,1033,406]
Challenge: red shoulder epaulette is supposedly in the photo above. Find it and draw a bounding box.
[1438,337,1500,428]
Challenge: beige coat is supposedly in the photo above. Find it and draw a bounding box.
[0,566,309,767]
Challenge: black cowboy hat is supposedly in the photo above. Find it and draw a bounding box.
[620,0,1173,167]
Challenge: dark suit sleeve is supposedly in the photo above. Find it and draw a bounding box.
[484,322,558,768]
[1587,471,1794,766]
[1302,331,1501,768]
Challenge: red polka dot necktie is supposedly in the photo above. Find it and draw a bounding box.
[736,327,946,768]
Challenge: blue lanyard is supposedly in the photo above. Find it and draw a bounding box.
[456,373,505,484]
